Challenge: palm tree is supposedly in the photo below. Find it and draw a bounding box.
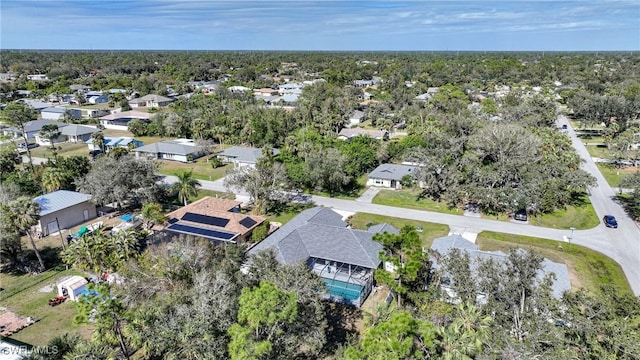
[141,202,166,230]
[92,131,106,154]
[172,171,201,206]
[2,197,45,271]
[436,302,492,360]
[42,166,66,192]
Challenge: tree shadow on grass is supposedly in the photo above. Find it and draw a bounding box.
[321,302,362,356]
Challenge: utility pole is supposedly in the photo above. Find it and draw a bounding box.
[56,217,66,250]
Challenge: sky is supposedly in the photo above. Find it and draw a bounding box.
[1,0,639,51]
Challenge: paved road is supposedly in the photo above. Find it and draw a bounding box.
[313,118,640,295]
[158,124,640,294]
[21,155,48,165]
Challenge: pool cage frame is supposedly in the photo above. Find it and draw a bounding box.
[307,257,375,307]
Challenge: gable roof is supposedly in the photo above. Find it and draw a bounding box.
[41,107,67,114]
[369,163,416,181]
[33,190,92,216]
[431,235,571,299]
[368,223,400,235]
[247,207,390,269]
[217,146,280,164]
[133,139,201,156]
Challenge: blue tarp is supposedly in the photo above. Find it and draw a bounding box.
[120,214,133,222]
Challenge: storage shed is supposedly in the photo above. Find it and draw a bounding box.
[56,276,88,301]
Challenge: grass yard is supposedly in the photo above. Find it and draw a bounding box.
[158,159,231,181]
[476,231,632,295]
[584,144,611,159]
[0,269,93,346]
[597,163,639,188]
[372,189,462,215]
[348,212,450,248]
[27,142,89,159]
[528,201,599,230]
[311,174,370,200]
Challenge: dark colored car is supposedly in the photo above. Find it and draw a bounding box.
[562,124,568,129]
[514,209,528,221]
[603,215,618,228]
[18,142,39,149]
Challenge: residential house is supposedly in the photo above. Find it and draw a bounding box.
[33,190,96,236]
[99,110,151,130]
[338,128,389,141]
[41,107,81,121]
[159,197,266,245]
[35,124,95,145]
[228,86,251,94]
[216,146,280,168]
[247,207,396,307]
[348,110,365,127]
[254,88,279,97]
[17,99,54,113]
[367,163,417,189]
[88,95,109,104]
[128,94,174,108]
[430,235,571,300]
[86,136,143,152]
[27,74,48,81]
[69,84,92,93]
[133,138,204,163]
[59,124,98,143]
[2,119,67,140]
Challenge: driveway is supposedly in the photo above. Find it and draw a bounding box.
[309,116,640,295]
[356,187,381,203]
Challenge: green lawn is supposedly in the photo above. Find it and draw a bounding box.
[310,174,369,200]
[348,212,450,248]
[158,159,231,181]
[0,269,92,346]
[476,231,632,295]
[585,144,611,159]
[597,163,639,188]
[372,190,462,215]
[528,201,599,230]
[26,142,89,159]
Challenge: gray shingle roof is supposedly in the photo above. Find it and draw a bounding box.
[133,140,200,156]
[138,94,174,102]
[368,163,416,181]
[431,235,571,299]
[247,207,386,269]
[42,107,66,114]
[368,223,399,235]
[60,124,97,136]
[33,190,92,216]
[8,119,68,134]
[217,146,280,164]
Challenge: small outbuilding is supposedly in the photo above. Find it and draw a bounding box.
[56,276,88,301]
[33,190,96,236]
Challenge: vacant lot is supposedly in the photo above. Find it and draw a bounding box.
[597,163,638,188]
[0,269,92,346]
[372,189,462,215]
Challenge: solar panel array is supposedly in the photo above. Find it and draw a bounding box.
[167,217,179,224]
[181,212,230,227]
[239,217,257,228]
[167,223,237,241]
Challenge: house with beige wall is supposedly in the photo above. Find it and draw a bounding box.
[33,190,96,236]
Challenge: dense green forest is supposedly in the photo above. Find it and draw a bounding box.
[1,51,640,359]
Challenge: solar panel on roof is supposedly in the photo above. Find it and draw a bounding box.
[167,218,179,224]
[239,217,257,228]
[166,223,238,241]
[181,212,230,227]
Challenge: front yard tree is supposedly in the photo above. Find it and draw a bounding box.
[91,131,106,154]
[2,102,38,171]
[172,170,201,206]
[39,124,61,159]
[225,148,289,215]
[75,155,159,209]
[373,225,428,307]
[1,196,45,271]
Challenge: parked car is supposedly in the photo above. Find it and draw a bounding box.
[514,209,528,221]
[603,215,618,228]
[18,142,39,149]
[562,124,568,129]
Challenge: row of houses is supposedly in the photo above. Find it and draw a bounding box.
[36,190,571,308]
